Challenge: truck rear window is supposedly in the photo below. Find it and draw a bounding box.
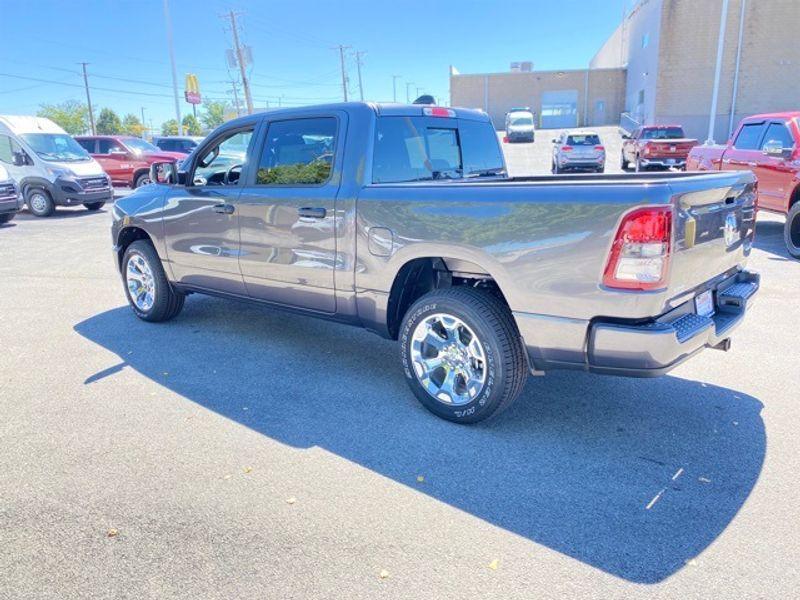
[641,127,684,140]
[372,116,504,183]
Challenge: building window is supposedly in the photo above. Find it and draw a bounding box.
[595,100,605,112]
[642,33,649,48]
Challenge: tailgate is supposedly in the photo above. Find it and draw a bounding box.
[647,139,697,156]
[668,171,757,297]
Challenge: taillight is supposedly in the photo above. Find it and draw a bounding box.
[643,144,652,156]
[561,145,573,152]
[595,145,605,151]
[603,206,672,290]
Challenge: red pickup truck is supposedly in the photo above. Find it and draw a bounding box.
[621,125,698,172]
[687,112,800,258]
[74,135,187,188]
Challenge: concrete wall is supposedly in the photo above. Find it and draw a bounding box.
[450,68,627,130]
[622,0,663,124]
[655,0,800,141]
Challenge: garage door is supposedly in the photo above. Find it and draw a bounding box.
[541,90,578,129]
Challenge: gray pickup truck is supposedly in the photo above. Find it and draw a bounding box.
[111,102,759,423]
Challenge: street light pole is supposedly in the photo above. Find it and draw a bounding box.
[706,0,730,144]
[405,81,414,103]
[163,0,183,135]
[140,107,146,139]
[79,62,96,135]
[392,75,400,102]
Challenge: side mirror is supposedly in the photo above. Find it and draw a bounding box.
[551,138,557,144]
[502,136,509,144]
[149,161,177,185]
[621,133,630,140]
[763,140,791,158]
[12,152,26,167]
[109,149,128,156]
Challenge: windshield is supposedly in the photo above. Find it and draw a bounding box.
[566,134,601,145]
[510,116,534,126]
[20,133,90,162]
[641,127,685,140]
[122,138,160,154]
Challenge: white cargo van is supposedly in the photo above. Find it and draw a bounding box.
[0,163,22,224]
[0,116,112,217]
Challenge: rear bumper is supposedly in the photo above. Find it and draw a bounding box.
[514,269,759,377]
[508,131,534,141]
[640,157,686,168]
[559,159,605,170]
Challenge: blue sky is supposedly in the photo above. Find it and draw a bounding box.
[0,0,625,129]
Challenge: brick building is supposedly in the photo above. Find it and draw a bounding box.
[451,0,800,140]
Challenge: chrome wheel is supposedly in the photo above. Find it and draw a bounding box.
[29,192,48,213]
[126,254,156,311]
[410,313,487,405]
[136,174,151,188]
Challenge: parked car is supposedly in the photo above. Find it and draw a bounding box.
[621,125,698,171]
[0,164,22,224]
[74,135,187,189]
[111,102,759,424]
[687,112,800,258]
[505,109,535,142]
[0,115,112,217]
[152,135,205,155]
[551,131,605,173]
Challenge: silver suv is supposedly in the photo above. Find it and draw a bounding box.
[551,131,605,173]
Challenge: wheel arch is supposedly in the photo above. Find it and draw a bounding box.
[132,167,150,186]
[115,226,154,271]
[383,255,511,340]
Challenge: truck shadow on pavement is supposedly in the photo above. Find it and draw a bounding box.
[753,217,792,260]
[75,300,765,585]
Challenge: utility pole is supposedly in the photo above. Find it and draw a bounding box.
[405,81,414,103]
[706,0,729,144]
[79,62,96,135]
[416,86,422,97]
[140,107,146,138]
[227,10,254,114]
[334,45,350,101]
[354,50,366,101]
[392,75,400,102]
[228,81,242,117]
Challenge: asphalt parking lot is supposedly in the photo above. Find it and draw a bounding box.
[1,162,799,598]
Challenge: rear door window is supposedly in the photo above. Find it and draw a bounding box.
[255,117,336,185]
[97,139,125,154]
[733,122,766,150]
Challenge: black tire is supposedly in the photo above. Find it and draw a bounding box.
[597,166,605,173]
[25,187,55,217]
[621,151,629,171]
[122,240,185,322]
[133,172,151,189]
[634,154,642,172]
[0,212,14,224]
[785,202,800,259]
[399,287,528,424]
[84,201,105,211]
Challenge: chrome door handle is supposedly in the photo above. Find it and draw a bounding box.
[212,203,235,214]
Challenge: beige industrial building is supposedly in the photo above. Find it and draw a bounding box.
[451,0,800,140]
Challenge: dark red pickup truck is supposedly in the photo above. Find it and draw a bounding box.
[621,125,698,172]
[687,112,800,258]
[75,135,187,188]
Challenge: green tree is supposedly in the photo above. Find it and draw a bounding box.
[96,108,122,134]
[161,119,179,136]
[200,100,228,130]
[122,113,145,137]
[182,114,202,136]
[36,100,89,135]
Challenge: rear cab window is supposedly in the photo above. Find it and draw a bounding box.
[641,127,684,140]
[372,115,504,183]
